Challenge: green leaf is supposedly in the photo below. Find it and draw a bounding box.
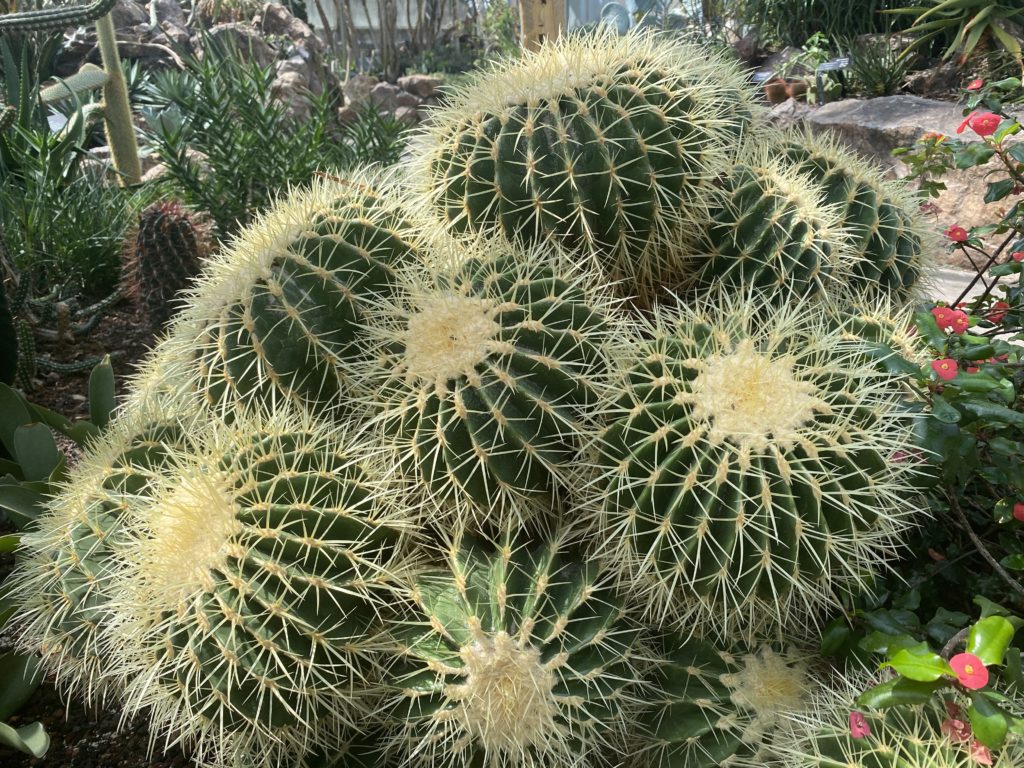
[88,355,115,430]
[857,677,945,709]
[1008,143,1024,164]
[883,644,955,681]
[0,721,48,758]
[11,425,61,483]
[931,396,962,424]
[984,178,1016,203]
[0,533,18,553]
[0,477,47,529]
[955,142,996,168]
[967,616,1016,666]
[1001,554,1024,570]
[0,653,42,721]
[0,385,32,458]
[859,631,920,655]
[969,692,1010,750]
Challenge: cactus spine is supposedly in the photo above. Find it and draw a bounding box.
[122,200,211,330]
[357,239,612,524]
[587,292,925,638]
[411,28,759,298]
[384,534,645,768]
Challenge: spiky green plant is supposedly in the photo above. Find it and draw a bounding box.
[681,147,848,302]
[775,127,937,303]
[383,533,646,768]
[165,171,421,415]
[585,290,926,639]
[775,675,1024,767]
[94,408,419,768]
[122,200,211,331]
[10,398,196,704]
[354,238,614,526]
[634,639,814,768]
[410,27,760,297]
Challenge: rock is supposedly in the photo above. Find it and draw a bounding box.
[256,3,321,51]
[903,60,962,97]
[158,20,191,47]
[369,81,401,112]
[110,0,148,29]
[200,23,276,69]
[337,104,359,124]
[148,0,185,26]
[805,96,1024,253]
[761,46,805,78]
[394,105,419,124]
[395,90,420,108]
[343,74,378,107]
[767,97,811,128]
[397,73,443,99]
[272,71,311,122]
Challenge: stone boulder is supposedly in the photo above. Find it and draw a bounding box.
[397,74,442,99]
[199,23,276,69]
[110,0,148,29]
[343,74,378,108]
[148,0,185,26]
[369,81,401,112]
[257,3,321,52]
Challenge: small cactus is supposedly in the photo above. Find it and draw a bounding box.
[122,200,211,331]
[383,533,646,768]
[410,28,760,298]
[586,291,926,638]
[356,238,614,526]
[166,172,421,414]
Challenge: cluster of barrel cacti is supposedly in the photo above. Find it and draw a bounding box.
[12,27,1018,768]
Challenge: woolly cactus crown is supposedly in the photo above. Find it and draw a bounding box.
[585,289,927,639]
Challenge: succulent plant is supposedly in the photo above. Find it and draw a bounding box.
[167,172,421,415]
[96,408,418,768]
[633,639,813,768]
[682,148,848,303]
[586,291,926,639]
[355,238,614,526]
[775,676,1024,768]
[775,127,936,303]
[410,28,760,297]
[9,398,195,703]
[384,533,646,768]
[122,200,212,331]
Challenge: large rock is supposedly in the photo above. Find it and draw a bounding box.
[110,0,148,28]
[397,73,442,99]
[199,23,276,69]
[369,81,401,112]
[343,74,378,107]
[148,0,185,26]
[257,3,321,51]
[804,96,1023,262]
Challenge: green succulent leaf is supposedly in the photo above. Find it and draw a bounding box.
[883,643,955,681]
[857,677,946,708]
[967,616,1016,666]
[969,692,1010,750]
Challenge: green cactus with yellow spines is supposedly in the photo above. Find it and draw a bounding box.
[411,28,760,299]
[383,533,647,768]
[585,291,926,639]
[166,171,421,415]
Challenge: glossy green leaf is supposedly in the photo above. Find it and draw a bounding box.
[0,721,48,758]
[0,653,42,721]
[12,424,61,483]
[856,677,945,709]
[967,616,1016,666]
[969,692,1010,750]
[0,385,32,458]
[884,644,954,681]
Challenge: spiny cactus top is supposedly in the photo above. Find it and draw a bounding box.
[634,639,813,768]
[384,534,645,768]
[97,409,419,768]
[774,675,1024,767]
[9,396,197,704]
[410,28,759,298]
[683,147,848,303]
[356,238,614,527]
[586,290,926,639]
[167,171,421,415]
[775,127,937,304]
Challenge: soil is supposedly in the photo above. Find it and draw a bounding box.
[0,300,195,767]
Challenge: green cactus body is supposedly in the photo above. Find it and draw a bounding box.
[777,682,1024,767]
[123,200,211,330]
[13,318,34,390]
[777,128,936,303]
[11,404,193,702]
[588,293,925,638]
[359,240,612,524]
[0,278,15,386]
[636,641,812,768]
[412,29,759,297]
[385,535,644,768]
[686,153,846,302]
[0,0,116,32]
[170,173,420,414]
[98,410,417,768]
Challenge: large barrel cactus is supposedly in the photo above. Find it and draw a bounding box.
[166,172,421,415]
[358,239,613,526]
[410,28,760,297]
[683,149,847,303]
[774,127,937,303]
[586,291,925,638]
[383,534,645,768]
[94,409,418,768]
[634,639,813,768]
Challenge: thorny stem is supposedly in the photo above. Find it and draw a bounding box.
[941,627,970,660]
[952,229,1018,307]
[947,486,1024,601]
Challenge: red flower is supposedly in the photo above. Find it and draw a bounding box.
[945,225,969,242]
[932,359,959,380]
[921,131,946,142]
[966,366,980,374]
[988,301,1010,324]
[966,78,984,91]
[941,717,972,743]
[971,740,994,766]
[1013,251,1024,262]
[932,306,953,325]
[849,710,871,739]
[950,653,990,689]
[1013,502,1024,522]
[948,310,969,334]
[956,111,1001,137]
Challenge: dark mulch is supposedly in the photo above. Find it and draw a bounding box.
[1,300,195,767]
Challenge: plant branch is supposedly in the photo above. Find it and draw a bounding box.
[947,486,1024,601]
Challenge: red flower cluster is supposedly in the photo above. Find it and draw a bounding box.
[932,358,958,380]
[988,301,1010,324]
[932,306,969,333]
[1013,251,1024,262]
[945,225,969,242]
[956,111,1002,137]
[966,78,984,91]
